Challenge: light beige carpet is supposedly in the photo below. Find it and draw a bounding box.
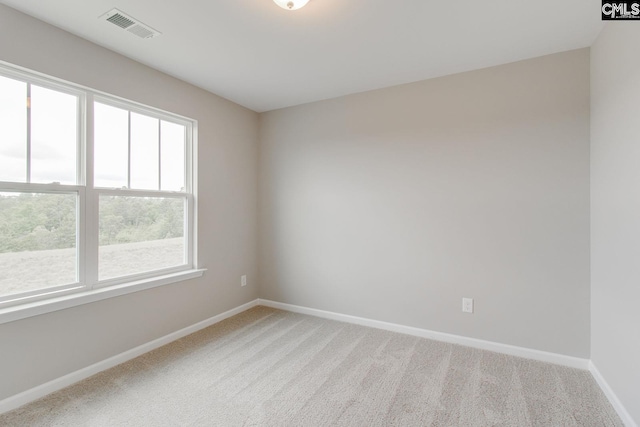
[0,306,623,426]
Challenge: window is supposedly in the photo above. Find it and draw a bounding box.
[0,63,197,311]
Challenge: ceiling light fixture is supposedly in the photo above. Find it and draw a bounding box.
[273,0,310,10]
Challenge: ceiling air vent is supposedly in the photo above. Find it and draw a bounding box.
[100,8,161,39]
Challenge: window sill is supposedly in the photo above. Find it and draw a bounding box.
[0,269,206,325]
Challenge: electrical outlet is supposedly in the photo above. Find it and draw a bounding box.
[462,298,474,313]
[241,275,247,287]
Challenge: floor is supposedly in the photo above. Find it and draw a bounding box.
[0,306,623,426]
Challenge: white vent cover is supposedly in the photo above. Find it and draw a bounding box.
[100,8,161,39]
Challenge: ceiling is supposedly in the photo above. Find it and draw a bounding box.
[0,0,603,112]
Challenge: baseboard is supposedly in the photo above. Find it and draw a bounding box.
[0,298,260,415]
[258,299,590,370]
[589,361,638,427]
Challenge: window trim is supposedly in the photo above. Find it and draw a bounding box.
[0,269,206,325]
[0,61,201,317]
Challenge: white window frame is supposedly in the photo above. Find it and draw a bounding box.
[0,61,202,322]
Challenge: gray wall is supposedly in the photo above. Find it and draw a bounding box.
[0,5,259,400]
[591,23,640,424]
[259,49,591,357]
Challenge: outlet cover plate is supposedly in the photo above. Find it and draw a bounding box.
[462,298,474,313]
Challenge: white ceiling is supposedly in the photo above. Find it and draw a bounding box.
[0,0,603,112]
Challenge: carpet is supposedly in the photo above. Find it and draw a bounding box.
[0,306,623,426]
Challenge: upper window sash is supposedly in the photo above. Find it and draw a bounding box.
[92,95,191,193]
[0,63,194,191]
[0,67,86,186]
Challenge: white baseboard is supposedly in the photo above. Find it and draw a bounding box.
[589,361,638,427]
[257,299,590,370]
[0,299,260,415]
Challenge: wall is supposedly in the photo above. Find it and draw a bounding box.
[591,23,640,425]
[0,5,259,400]
[259,49,591,357]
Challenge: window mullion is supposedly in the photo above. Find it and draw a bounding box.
[187,124,196,269]
[26,83,31,183]
[127,111,132,190]
[76,92,87,289]
[84,95,99,289]
[158,120,162,191]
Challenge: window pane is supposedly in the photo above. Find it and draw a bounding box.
[99,195,185,280]
[0,75,27,182]
[130,112,159,190]
[30,85,78,184]
[161,121,185,191]
[0,192,77,298]
[95,102,128,188]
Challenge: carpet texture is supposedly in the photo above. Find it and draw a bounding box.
[0,306,623,426]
